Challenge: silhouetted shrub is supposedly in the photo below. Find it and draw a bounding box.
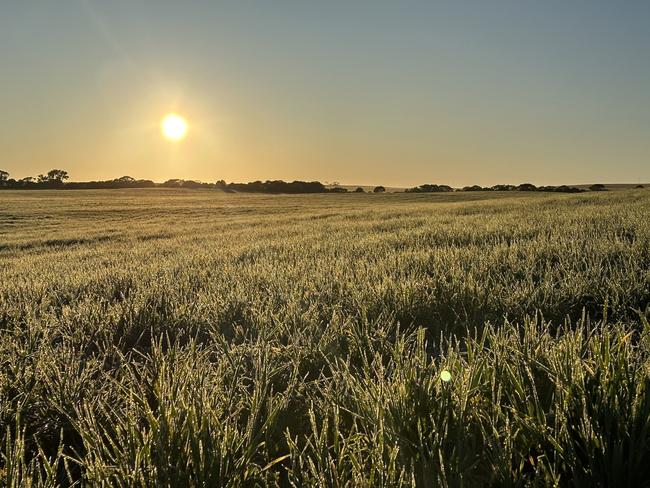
[66,179,156,189]
[590,184,607,191]
[517,183,537,191]
[406,184,454,193]
[354,187,365,193]
[491,184,516,191]
[227,180,327,194]
[373,186,386,193]
[162,179,183,188]
[554,185,584,193]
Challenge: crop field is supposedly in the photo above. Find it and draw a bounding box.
[1,188,650,486]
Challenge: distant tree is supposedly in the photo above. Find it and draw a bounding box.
[21,177,35,183]
[406,184,454,193]
[517,183,537,191]
[554,185,583,193]
[0,170,8,182]
[115,176,135,183]
[182,180,204,189]
[37,174,48,183]
[47,169,69,183]
[373,186,386,193]
[589,184,607,191]
[328,181,347,193]
[635,184,644,189]
[226,180,327,194]
[491,184,516,191]
[462,185,484,192]
[354,187,365,193]
[162,179,183,188]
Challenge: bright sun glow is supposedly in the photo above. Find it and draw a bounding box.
[161,113,188,141]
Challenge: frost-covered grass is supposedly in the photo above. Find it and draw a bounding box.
[1,188,649,486]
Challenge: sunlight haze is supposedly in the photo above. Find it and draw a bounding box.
[1,1,649,186]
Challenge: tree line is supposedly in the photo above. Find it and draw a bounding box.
[0,169,639,193]
[0,169,72,188]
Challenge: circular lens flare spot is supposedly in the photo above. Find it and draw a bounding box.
[161,113,188,141]
[440,370,452,382]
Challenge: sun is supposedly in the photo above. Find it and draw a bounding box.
[161,113,188,141]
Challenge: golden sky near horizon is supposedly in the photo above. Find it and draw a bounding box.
[1,1,649,187]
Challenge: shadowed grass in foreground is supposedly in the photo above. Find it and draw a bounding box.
[1,189,649,486]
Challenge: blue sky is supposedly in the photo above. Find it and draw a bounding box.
[1,1,649,186]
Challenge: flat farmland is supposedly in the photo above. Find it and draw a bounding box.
[1,189,649,486]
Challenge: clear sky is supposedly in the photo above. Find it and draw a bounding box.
[1,1,649,187]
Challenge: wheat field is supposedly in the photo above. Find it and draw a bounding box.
[1,189,649,486]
